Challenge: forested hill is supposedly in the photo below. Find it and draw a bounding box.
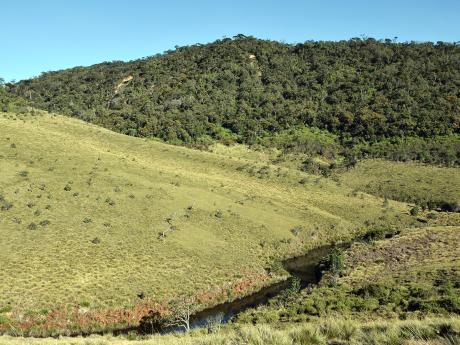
[12,36,460,147]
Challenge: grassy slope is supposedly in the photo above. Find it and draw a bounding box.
[339,159,460,209]
[0,111,418,321]
[342,226,460,288]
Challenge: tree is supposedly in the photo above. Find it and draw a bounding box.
[410,206,420,216]
[163,295,199,332]
[327,248,344,285]
[139,310,164,334]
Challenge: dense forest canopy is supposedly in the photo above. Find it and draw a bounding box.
[9,35,460,164]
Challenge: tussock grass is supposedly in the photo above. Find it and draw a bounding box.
[0,317,459,344]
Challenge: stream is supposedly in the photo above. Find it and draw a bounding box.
[139,244,344,334]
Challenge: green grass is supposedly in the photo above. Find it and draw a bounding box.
[0,317,459,344]
[339,159,460,212]
[0,110,425,334]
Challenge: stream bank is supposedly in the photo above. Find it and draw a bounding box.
[139,243,347,334]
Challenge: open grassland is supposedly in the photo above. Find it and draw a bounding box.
[0,317,459,345]
[339,159,460,211]
[236,226,460,324]
[0,110,428,335]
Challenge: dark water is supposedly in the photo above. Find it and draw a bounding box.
[189,245,334,327]
[139,244,342,333]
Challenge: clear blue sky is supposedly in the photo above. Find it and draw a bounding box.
[1,0,459,81]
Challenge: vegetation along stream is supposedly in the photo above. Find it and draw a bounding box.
[139,244,347,334]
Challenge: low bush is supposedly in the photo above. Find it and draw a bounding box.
[359,227,399,242]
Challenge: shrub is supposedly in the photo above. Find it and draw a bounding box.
[105,197,115,206]
[0,305,13,313]
[11,217,21,224]
[300,158,333,176]
[266,260,286,276]
[39,220,50,226]
[291,226,303,236]
[278,277,302,305]
[91,237,101,244]
[355,283,393,302]
[427,212,438,220]
[18,170,29,177]
[0,315,11,325]
[139,310,165,334]
[383,198,389,208]
[79,300,91,307]
[360,227,398,242]
[410,206,420,216]
[63,184,72,191]
[0,202,13,211]
[328,248,344,276]
[27,222,37,230]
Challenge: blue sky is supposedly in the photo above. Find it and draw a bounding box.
[1,0,459,81]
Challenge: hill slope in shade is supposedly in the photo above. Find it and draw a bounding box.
[0,110,420,317]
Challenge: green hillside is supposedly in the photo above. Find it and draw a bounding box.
[11,36,460,165]
[0,109,429,335]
